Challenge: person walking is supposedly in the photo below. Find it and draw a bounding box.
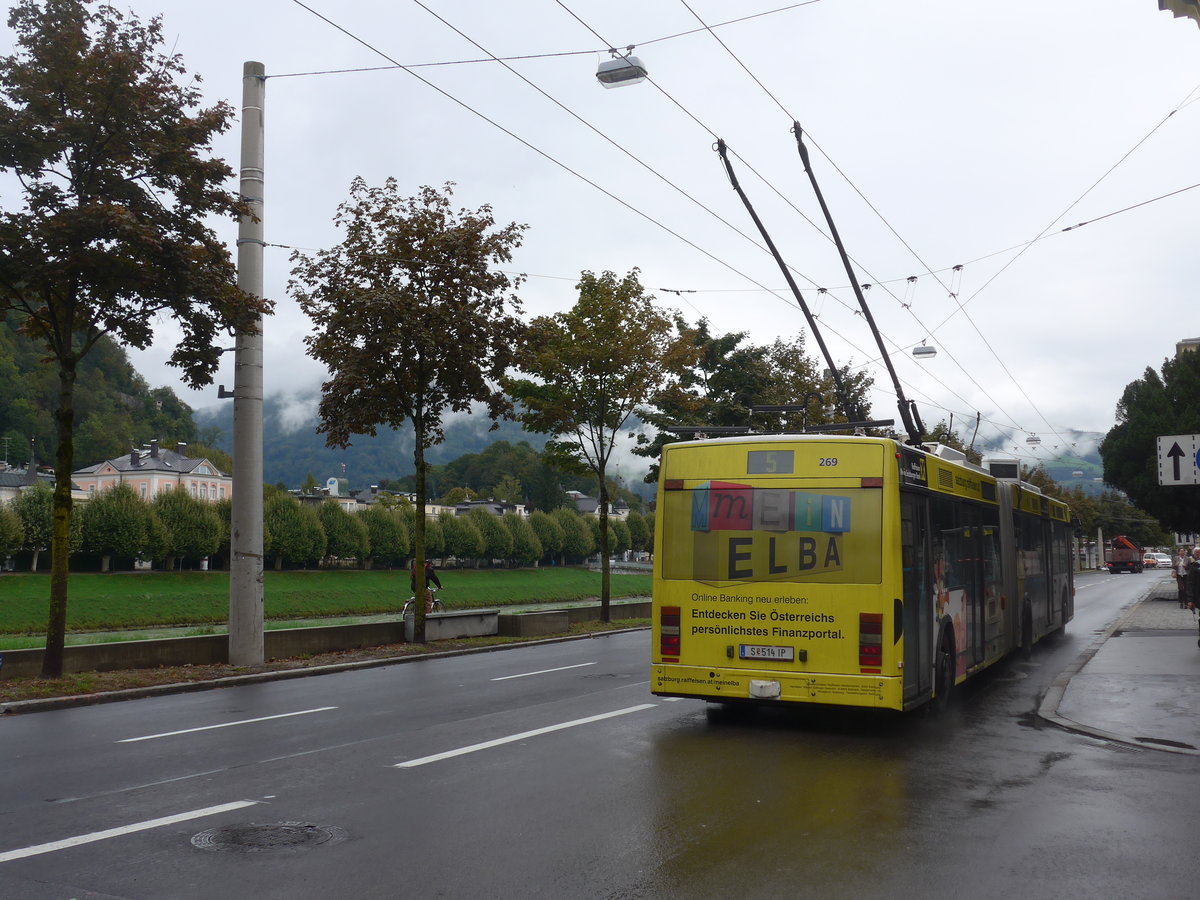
[1187,548,1200,612]
[1176,548,1190,609]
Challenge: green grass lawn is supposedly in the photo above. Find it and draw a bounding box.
[0,567,650,636]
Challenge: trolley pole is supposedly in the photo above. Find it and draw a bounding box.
[229,61,266,666]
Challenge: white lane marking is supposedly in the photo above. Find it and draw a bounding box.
[490,662,596,681]
[0,800,258,863]
[117,706,338,743]
[395,703,657,768]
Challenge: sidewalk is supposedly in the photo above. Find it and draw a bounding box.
[1039,577,1200,755]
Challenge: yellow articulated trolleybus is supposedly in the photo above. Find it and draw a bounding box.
[650,434,1075,712]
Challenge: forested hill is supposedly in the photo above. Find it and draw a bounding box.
[0,314,197,471]
[195,395,555,491]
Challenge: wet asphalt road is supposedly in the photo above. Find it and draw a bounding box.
[1,571,1195,899]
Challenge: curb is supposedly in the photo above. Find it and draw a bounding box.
[0,627,649,716]
[1037,588,1200,757]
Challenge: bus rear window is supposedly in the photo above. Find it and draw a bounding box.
[660,484,883,584]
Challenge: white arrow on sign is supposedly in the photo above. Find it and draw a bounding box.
[1157,434,1200,485]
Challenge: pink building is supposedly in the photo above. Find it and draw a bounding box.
[72,440,231,503]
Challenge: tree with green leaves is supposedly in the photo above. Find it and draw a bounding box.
[625,509,650,556]
[508,269,695,620]
[79,483,147,571]
[152,489,221,569]
[361,505,408,569]
[503,512,542,565]
[492,474,523,506]
[609,517,631,558]
[0,500,23,558]
[291,178,525,641]
[264,494,311,570]
[439,486,479,506]
[634,317,872,482]
[0,0,269,676]
[468,508,513,565]
[528,509,564,564]
[12,481,53,571]
[439,510,484,564]
[1100,350,1200,532]
[552,507,595,565]
[317,500,368,566]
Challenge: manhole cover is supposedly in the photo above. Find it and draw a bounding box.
[192,822,348,853]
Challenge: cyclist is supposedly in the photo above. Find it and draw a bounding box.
[409,559,443,612]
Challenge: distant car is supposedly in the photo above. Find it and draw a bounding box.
[1152,552,1173,570]
[1143,554,1158,568]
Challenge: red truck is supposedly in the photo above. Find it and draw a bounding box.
[1104,535,1143,573]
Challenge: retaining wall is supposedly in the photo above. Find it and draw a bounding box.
[0,600,650,680]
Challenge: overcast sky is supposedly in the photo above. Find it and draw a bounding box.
[10,1,1200,465]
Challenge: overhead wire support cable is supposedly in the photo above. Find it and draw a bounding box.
[285,0,805,321]
[792,123,924,444]
[715,138,858,423]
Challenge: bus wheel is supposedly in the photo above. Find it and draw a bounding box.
[933,635,954,713]
[1051,591,1068,638]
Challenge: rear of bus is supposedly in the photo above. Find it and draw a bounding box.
[651,435,904,711]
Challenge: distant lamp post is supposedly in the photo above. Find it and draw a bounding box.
[1026,434,1042,446]
[597,48,647,88]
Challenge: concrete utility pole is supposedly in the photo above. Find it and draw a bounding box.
[229,61,266,665]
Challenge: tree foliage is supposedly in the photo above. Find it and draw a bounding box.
[0,0,269,676]
[264,494,315,570]
[80,482,147,570]
[1099,351,1200,532]
[291,179,525,639]
[503,511,542,565]
[152,487,221,566]
[552,507,595,564]
[0,500,23,557]
[528,509,564,564]
[625,509,650,554]
[360,505,408,568]
[439,510,484,562]
[633,317,872,481]
[469,507,513,563]
[317,500,368,564]
[508,269,694,619]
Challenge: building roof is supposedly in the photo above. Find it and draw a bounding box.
[72,441,225,478]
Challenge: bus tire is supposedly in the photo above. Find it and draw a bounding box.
[1021,599,1034,659]
[1051,591,1069,638]
[933,631,954,713]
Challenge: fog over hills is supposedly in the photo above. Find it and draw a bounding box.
[196,392,1104,498]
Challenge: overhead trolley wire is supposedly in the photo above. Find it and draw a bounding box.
[674,0,1033,437]
[552,0,1031,437]
[272,1,824,78]
[283,0,881,359]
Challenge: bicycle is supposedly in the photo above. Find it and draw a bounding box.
[402,585,443,617]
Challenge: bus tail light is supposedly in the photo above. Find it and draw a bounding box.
[859,613,883,672]
[660,606,681,660]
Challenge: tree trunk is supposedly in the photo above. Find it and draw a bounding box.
[598,469,611,623]
[29,548,39,572]
[42,359,77,678]
[101,554,111,574]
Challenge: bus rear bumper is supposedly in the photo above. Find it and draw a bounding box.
[651,663,903,710]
